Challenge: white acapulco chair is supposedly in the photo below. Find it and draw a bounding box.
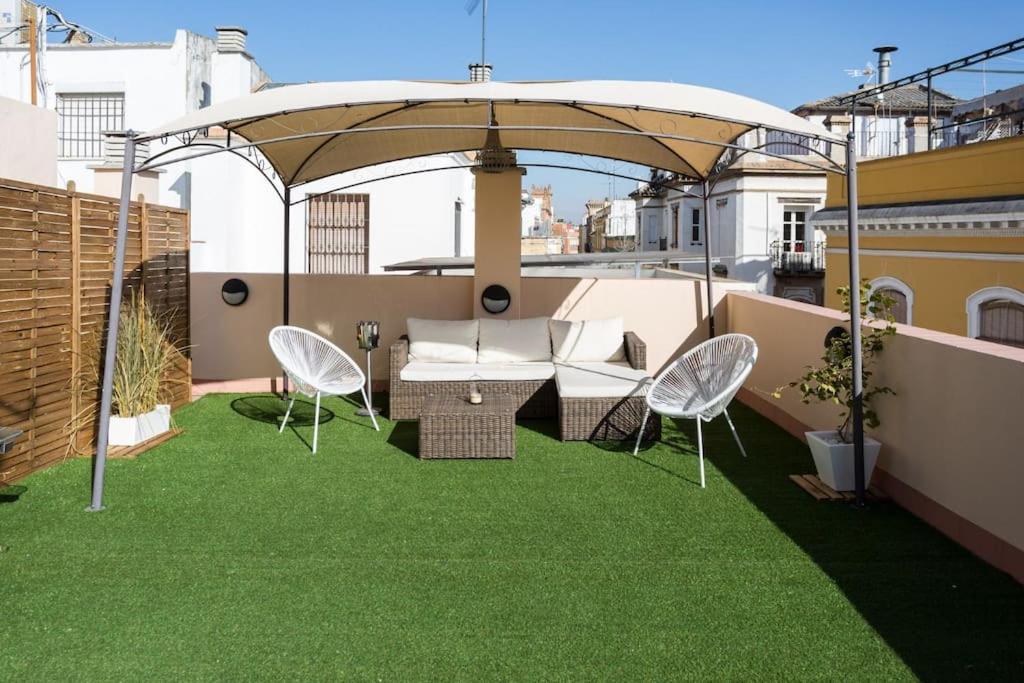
[268,325,379,453]
[633,333,758,488]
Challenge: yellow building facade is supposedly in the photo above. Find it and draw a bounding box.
[818,136,1024,346]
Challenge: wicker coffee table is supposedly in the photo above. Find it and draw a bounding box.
[418,395,516,459]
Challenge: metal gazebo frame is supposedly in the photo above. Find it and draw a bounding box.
[86,82,867,511]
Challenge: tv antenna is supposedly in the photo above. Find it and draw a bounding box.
[844,62,875,82]
[465,0,488,66]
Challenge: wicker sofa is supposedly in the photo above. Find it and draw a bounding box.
[389,317,660,443]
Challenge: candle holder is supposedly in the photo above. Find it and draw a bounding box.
[468,373,483,405]
[356,321,381,417]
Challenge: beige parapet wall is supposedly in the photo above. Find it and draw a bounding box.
[189,272,754,382]
[727,291,1024,581]
[0,96,57,187]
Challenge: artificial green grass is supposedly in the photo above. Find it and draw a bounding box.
[0,394,1021,680]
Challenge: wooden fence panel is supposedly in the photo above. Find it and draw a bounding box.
[0,178,191,483]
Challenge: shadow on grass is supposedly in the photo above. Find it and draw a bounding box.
[230,395,334,428]
[628,418,705,488]
[709,401,1024,681]
[511,418,560,440]
[386,422,419,458]
[0,484,27,504]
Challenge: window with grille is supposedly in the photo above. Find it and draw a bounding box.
[56,93,125,159]
[306,193,370,274]
[690,208,701,244]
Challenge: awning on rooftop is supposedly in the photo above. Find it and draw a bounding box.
[138,80,843,185]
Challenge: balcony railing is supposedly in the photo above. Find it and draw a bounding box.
[855,129,907,158]
[933,114,1024,149]
[770,240,825,274]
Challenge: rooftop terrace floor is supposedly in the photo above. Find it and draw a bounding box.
[1,394,1021,679]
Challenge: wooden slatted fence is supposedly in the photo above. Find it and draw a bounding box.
[0,177,190,483]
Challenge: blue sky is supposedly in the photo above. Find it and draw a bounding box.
[58,0,1024,220]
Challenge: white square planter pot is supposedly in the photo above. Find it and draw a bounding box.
[109,404,171,447]
[805,430,882,492]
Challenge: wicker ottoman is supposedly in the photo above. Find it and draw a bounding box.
[418,395,517,459]
[559,395,661,442]
[554,363,661,442]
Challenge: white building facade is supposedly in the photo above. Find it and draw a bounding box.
[0,19,475,274]
[630,48,959,304]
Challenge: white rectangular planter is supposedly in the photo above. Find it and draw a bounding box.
[109,404,171,447]
[805,430,882,492]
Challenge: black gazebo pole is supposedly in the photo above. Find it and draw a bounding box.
[282,186,291,397]
[845,104,867,507]
[88,133,137,511]
[702,179,715,338]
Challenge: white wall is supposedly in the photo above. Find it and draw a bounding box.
[292,153,476,274]
[0,31,199,200]
[605,199,636,237]
[1,26,477,276]
[521,193,541,237]
[0,95,57,186]
[666,174,825,294]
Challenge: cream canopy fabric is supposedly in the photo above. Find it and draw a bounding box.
[140,80,842,186]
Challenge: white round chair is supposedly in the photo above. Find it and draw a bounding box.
[268,325,379,453]
[633,333,758,488]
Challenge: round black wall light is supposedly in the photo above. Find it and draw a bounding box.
[481,284,511,314]
[221,278,249,306]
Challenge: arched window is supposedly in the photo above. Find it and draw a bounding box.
[967,287,1024,348]
[868,277,913,325]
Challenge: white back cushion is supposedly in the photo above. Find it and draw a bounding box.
[407,318,479,363]
[477,317,552,363]
[549,318,626,362]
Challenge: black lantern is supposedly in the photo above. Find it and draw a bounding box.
[356,320,380,351]
[221,278,249,306]
[356,321,381,417]
[481,284,511,314]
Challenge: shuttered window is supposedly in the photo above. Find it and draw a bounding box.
[876,288,909,324]
[306,193,370,274]
[978,299,1024,348]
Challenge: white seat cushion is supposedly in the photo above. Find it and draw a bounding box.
[554,362,651,399]
[549,318,626,362]
[400,362,556,382]
[478,317,552,363]
[407,318,479,363]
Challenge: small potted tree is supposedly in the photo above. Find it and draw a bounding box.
[775,282,896,491]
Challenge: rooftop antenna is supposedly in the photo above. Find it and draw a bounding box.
[844,61,875,83]
[465,0,492,81]
[465,0,487,64]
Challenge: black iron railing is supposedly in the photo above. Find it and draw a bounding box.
[771,240,825,274]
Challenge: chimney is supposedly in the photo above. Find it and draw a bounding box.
[873,46,898,85]
[216,26,248,53]
[468,63,493,82]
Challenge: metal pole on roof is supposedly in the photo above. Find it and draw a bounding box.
[702,180,715,338]
[845,118,867,507]
[926,74,934,151]
[88,133,137,511]
[282,186,291,397]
